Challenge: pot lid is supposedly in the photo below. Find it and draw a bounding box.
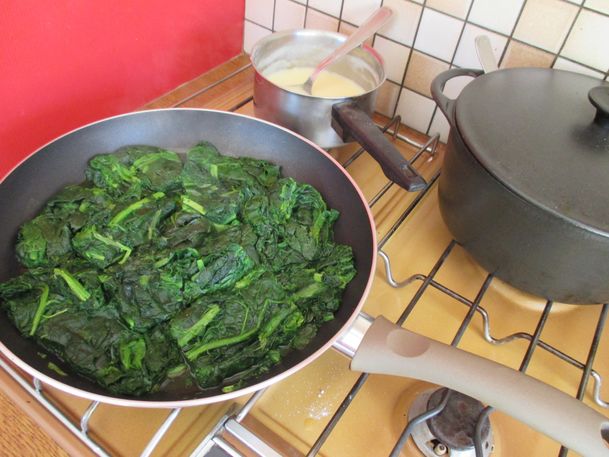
[455,68,609,234]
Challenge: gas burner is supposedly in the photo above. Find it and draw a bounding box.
[408,388,494,457]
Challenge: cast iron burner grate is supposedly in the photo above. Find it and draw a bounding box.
[1,110,608,457]
[407,388,493,457]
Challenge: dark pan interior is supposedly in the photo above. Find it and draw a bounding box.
[0,109,375,402]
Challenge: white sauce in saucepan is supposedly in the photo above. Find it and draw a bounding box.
[266,67,367,97]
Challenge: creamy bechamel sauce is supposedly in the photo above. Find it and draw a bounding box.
[266,66,367,97]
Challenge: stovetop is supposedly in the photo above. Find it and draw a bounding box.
[1,56,608,457]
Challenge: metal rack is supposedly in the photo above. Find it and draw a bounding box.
[1,116,608,457]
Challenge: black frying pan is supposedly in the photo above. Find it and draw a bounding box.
[0,109,607,456]
[0,108,377,405]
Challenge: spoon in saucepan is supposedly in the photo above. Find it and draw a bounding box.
[300,6,393,95]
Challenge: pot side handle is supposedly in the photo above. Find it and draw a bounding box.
[430,68,484,125]
[331,102,427,192]
[351,316,609,457]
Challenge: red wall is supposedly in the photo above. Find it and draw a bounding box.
[0,1,244,178]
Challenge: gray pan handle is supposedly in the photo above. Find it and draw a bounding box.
[341,315,609,457]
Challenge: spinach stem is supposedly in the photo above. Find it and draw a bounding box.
[109,192,165,227]
[29,285,50,336]
[147,209,163,241]
[53,268,91,302]
[185,302,269,361]
[181,196,206,215]
[92,231,132,263]
[177,304,220,347]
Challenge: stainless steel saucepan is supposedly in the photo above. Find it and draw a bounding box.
[251,29,426,192]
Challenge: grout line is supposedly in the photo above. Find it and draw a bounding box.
[390,0,427,119]
[551,4,584,68]
[302,0,310,27]
[297,0,607,76]
[566,0,609,19]
[338,0,345,32]
[496,0,529,67]
[288,0,609,135]
[375,28,605,75]
[373,20,505,54]
[372,0,384,48]
[243,18,273,32]
[553,53,607,75]
[423,0,476,136]
[337,0,346,32]
[422,4,470,22]
[292,0,345,20]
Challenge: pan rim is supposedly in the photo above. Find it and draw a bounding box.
[0,107,378,408]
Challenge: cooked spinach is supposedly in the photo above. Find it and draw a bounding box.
[0,143,356,396]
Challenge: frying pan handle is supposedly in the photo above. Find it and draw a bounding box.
[350,316,609,457]
[331,102,427,192]
[430,68,484,126]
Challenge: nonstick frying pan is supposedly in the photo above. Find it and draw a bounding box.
[0,109,607,456]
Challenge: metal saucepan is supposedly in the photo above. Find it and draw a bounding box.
[431,68,609,304]
[250,29,426,192]
[0,109,607,456]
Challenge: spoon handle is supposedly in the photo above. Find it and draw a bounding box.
[474,35,498,73]
[305,6,393,89]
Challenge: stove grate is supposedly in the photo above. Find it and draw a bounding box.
[1,114,607,457]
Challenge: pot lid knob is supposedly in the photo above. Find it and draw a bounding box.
[589,86,609,128]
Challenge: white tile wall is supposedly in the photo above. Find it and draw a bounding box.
[305,8,340,31]
[561,9,609,70]
[414,9,463,62]
[245,0,275,28]
[429,109,450,142]
[376,80,401,117]
[243,0,609,140]
[396,88,437,132]
[373,36,411,83]
[273,0,305,30]
[453,24,508,69]
[309,0,343,17]
[378,0,422,46]
[553,57,606,78]
[427,0,473,20]
[468,0,525,35]
[585,0,609,14]
[243,20,272,53]
[342,0,382,25]
[513,0,578,53]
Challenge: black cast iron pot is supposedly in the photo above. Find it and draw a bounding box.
[430,67,609,304]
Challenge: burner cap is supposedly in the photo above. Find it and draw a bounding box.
[407,388,494,457]
[427,388,491,450]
